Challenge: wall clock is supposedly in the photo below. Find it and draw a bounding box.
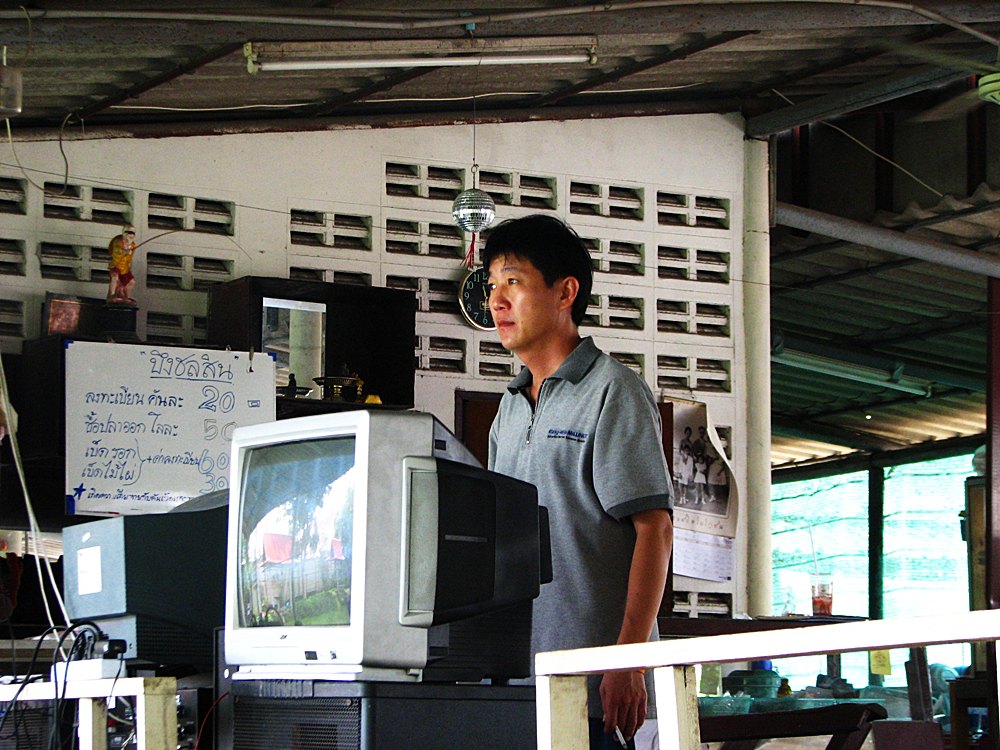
[458,266,495,331]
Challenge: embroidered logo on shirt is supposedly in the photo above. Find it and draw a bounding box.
[546,428,588,443]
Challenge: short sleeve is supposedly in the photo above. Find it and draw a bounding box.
[592,372,674,519]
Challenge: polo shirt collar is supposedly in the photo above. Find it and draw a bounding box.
[506,337,600,393]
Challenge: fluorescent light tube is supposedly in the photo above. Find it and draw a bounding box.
[256,53,594,72]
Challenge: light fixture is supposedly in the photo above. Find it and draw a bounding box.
[245,44,596,74]
[0,47,21,117]
[771,350,932,397]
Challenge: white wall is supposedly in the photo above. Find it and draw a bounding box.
[0,113,755,610]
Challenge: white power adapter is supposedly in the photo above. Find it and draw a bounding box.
[50,659,124,682]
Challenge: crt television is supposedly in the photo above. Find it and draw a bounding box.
[224,409,549,683]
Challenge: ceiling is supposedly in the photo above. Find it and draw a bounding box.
[3,1,1000,471]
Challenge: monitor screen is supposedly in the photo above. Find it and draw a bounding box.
[238,436,355,629]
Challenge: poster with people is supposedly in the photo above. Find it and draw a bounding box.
[670,398,737,538]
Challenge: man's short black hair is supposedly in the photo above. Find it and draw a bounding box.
[481,214,593,326]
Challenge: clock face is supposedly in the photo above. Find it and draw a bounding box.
[458,267,496,331]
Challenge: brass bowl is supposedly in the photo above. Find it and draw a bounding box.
[313,375,361,402]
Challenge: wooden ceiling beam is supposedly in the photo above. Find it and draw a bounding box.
[771,415,907,451]
[746,46,998,136]
[69,43,244,123]
[529,30,753,107]
[302,67,439,117]
[774,198,1000,265]
[774,331,984,392]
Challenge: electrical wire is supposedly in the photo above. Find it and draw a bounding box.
[368,84,703,103]
[51,114,75,196]
[49,623,102,750]
[0,672,44,747]
[771,88,945,199]
[193,691,228,750]
[0,3,996,47]
[0,354,69,633]
[0,626,59,747]
[4,112,74,195]
[0,146,985,305]
[0,95,988,303]
[0,142,263,265]
[4,618,15,680]
[0,157,296,218]
[106,656,124,704]
[106,694,133,726]
[109,102,317,112]
[368,91,541,103]
[4,119,44,191]
[0,155,402,243]
[15,6,33,67]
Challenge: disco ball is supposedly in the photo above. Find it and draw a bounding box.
[452,188,496,232]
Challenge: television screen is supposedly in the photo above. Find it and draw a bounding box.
[239,436,355,630]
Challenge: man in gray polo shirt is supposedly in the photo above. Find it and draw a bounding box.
[484,214,674,750]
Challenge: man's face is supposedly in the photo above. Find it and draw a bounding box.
[487,254,567,356]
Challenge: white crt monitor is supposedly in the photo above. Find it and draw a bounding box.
[224,409,548,683]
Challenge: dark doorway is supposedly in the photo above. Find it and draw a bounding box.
[454,390,502,469]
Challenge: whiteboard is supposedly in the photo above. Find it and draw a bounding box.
[65,341,276,515]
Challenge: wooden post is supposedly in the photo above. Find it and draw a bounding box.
[904,647,933,721]
[537,674,589,750]
[134,678,176,750]
[653,665,701,750]
[987,277,1000,739]
[536,609,1000,750]
[0,677,177,750]
[76,696,107,750]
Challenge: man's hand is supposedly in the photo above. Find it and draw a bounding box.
[600,668,647,739]
[601,508,672,740]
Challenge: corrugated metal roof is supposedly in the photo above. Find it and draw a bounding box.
[2,3,997,134]
[770,185,997,468]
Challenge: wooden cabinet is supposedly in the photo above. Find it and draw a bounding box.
[206,276,417,409]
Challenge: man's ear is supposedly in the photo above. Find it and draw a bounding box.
[558,276,579,311]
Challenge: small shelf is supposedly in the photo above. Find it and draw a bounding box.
[275,396,412,420]
[207,276,416,410]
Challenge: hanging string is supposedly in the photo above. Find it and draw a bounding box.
[454,58,495,270]
[463,230,478,270]
[464,67,482,270]
[462,160,479,269]
[471,86,478,172]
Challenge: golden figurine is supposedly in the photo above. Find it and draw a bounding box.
[107,225,138,305]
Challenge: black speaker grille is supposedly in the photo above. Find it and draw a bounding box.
[0,701,66,750]
[135,617,215,670]
[233,697,361,750]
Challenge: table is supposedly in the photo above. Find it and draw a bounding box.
[535,609,1000,750]
[0,676,177,750]
[658,615,863,679]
